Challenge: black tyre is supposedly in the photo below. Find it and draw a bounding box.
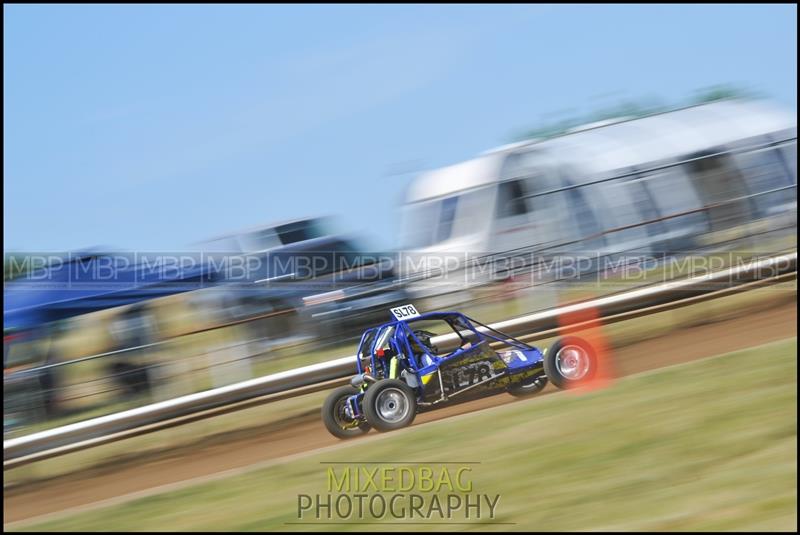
[507,373,548,398]
[544,336,598,389]
[362,379,417,432]
[322,386,371,439]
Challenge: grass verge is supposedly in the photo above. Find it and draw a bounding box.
[14,337,797,532]
[5,285,794,487]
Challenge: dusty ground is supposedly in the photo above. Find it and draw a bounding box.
[4,302,797,525]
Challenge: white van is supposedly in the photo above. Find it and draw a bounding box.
[399,99,797,293]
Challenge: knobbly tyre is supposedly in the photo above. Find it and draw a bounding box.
[322,304,598,438]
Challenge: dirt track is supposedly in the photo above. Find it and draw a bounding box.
[4,302,797,525]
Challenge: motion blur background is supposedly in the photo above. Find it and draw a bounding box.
[3,4,797,531]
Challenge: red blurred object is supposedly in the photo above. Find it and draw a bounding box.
[558,302,614,391]
[375,348,385,358]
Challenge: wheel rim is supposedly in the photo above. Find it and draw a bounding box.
[375,388,409,423]
[333,397,360,430]
[555,345,590,380]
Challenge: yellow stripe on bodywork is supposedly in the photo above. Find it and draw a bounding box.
[389,357,398,379]
[421,372,435,385]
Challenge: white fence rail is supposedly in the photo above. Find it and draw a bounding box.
[4,251,796,467]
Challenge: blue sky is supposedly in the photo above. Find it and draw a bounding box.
[4,4,797,252]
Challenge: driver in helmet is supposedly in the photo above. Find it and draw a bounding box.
[407,330,439,368]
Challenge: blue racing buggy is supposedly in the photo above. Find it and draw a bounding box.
[322,304,598,438]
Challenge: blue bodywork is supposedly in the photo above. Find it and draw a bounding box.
[346,311,546,416]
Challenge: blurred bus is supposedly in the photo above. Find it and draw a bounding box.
[399,99,796,296]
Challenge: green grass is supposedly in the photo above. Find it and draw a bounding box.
[15,337,797,532]
[3,389,329,487]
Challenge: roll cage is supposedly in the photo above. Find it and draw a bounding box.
[354,311,533,380]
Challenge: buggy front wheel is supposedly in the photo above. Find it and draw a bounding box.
[363,379,417,432]
[322,386,371,439]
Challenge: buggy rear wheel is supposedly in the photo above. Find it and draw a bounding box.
[322,386,371,439]
[507,374,548,397]
[363,379,417,432]
[544,336,597,389]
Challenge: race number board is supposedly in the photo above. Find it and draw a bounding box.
[390,304,421,320]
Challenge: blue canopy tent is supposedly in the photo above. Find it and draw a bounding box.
[4,253,219,332]
[4,238,399,335]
